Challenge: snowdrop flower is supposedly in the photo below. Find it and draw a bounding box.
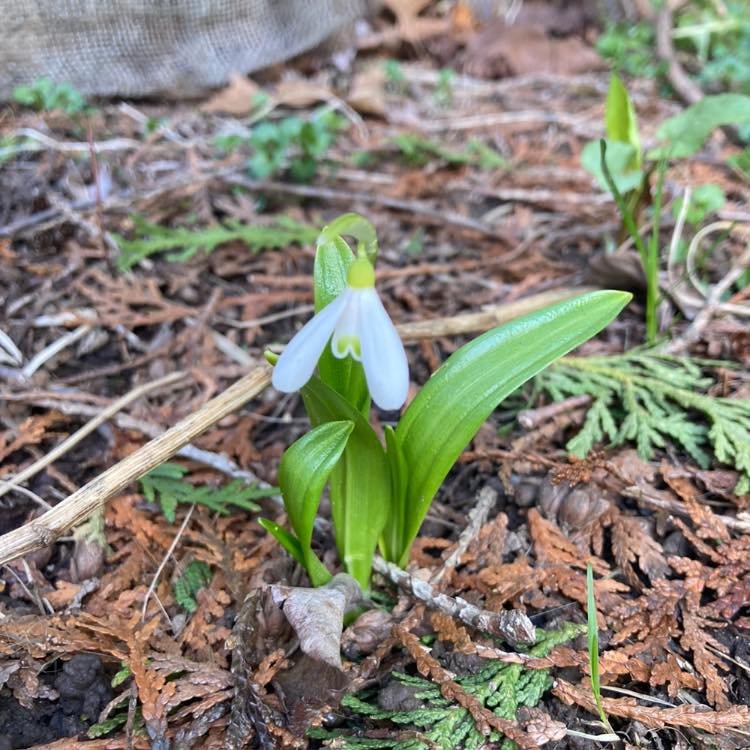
[272,257,409,410]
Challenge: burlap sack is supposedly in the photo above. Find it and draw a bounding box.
[2,0,371,99]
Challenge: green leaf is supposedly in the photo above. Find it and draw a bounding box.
[581,139,643,194]
[671,183,726,225]
[605,74,641,168]
[586,564,611,730]
[302,377,391,590]
[258,518,306,566]
[278,421,353,586]
[388,290,632,565]
[652,93,750,159]
[381,426,409,563]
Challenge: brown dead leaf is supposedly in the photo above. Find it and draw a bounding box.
[347,65,387,117]
[430,612,473,652]
[663,469,731,543]
[201,74,261,115]
[611,511,670,587]
[650,653,702,697]
[382,0,450,42]
[528,508,608,574]
[46,580,83,610]
[461,22,605,78]
[0,412,67,462]
[274,79,335,109]
[518,707,567,745]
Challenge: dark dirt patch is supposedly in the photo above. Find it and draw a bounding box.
[0,654,111,749]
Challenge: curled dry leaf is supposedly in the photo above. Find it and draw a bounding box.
[271,573,363,669]
[341,608,394,659]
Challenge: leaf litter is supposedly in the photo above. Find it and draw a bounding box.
[1,1,750,747]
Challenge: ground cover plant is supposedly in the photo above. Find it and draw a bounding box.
[1,1,749,748]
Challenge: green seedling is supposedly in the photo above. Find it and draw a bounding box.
[12,78,89,115]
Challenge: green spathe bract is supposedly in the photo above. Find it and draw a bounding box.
[266,213,631,588]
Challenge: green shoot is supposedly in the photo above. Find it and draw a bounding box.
[12,78,89,115]
[140,463,277,523]
[599,139,662,343]
[433,68,456,108]
[391,134,506,170]
[113,215,317,271]
[247,108,347,181]
[586,564,612,733]
[266,212,630,588]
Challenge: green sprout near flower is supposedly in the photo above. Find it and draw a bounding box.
[260,213,631,590]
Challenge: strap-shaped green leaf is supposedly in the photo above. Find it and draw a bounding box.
[381,425,408,563]
[389,290,631,565]
[302,377,391,590]
[278,420,353,585]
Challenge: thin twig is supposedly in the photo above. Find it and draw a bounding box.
[0,480,52,511]
[0,371,187,501]
[0,365,271,566]
[430,486,496,586]
[141,504,195,623]
[372,556,535,645]
[19,325,92,379]
[621,485,750,533]
[224,175,510,240]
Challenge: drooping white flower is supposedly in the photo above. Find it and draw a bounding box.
[272,257,409,410]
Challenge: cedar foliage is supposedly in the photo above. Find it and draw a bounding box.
[538,351,750,493]
[311,623,582,750]
[113,216,318,270]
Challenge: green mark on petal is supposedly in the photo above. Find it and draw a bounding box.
[334,335,361,359]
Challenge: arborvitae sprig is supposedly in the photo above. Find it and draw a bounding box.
[537,351,750,493]
[310,622,583,750]
[113,216,317,270]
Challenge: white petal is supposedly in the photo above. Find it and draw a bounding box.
[358,289,409,410]
[272,293,347,392]
[331,290,363,361]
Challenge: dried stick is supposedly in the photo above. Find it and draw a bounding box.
[517,394,593,430]
[621,485,750,533]
[0,371,187,500]
[430,486,496,586]
[372,556,535,645]
[397,287,593,341]
[0,365,271,566]
[656,5,703,106]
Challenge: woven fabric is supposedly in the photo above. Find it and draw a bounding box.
[2,0,370,98]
